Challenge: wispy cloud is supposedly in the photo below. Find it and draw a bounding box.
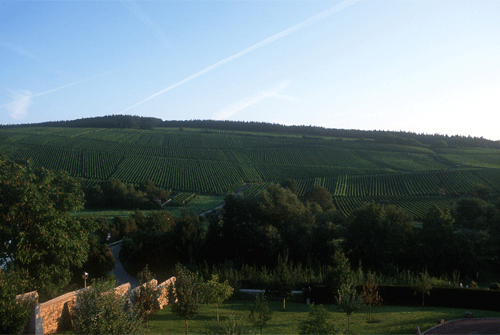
[213,80,296,120]
[120,0,360,114]
[6,90,32,120]
[0,70,115,120]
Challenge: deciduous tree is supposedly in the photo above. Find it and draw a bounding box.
[248,292,272,335]
[0,156,96,300]
[363,273,382,323]
[169,264,203,335]
[204,274,234,326]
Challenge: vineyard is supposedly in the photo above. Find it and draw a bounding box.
[1,126,499,219]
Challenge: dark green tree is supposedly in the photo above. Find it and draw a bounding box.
[344,202,414,271]
[280,179,298,195]
[421,206,476,276]
[0,156,96,300]
[305,185,335,211]
[169,264,204,335]
[81,234,115,279]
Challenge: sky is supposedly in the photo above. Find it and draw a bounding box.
[1,0,499,141]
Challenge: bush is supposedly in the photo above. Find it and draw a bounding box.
[298,304,337,335]
[73,278,144,334]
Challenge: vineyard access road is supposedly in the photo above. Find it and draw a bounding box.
[109,242,139,288]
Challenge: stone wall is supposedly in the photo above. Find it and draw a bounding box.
[27,278,174,335]
[36,288,84,335]
[157,276,176,309]
[15,291,39,334]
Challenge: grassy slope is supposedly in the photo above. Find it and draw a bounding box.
[148,299,500,334]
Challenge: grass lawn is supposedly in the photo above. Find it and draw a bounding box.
[72,195,224,220]
[147,299,500,334]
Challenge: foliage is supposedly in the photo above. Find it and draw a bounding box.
[344,201,415,272]
[118,210,204,278]
[337,277,364,333]
[324,250,354,303]
[85,178,169,210]
[169,264,204,335]
[413,270,433,306]
[73,278,144,334]
[248,293,273,335]
[0,156,96,300]
[0,269,36,335]
[204,274,234,326]
[81,234,115,279]
[131,265,160,327]
[305,184,335,211]
[298,303,337,335]
[274,252,295,310]
[362,273,382,323]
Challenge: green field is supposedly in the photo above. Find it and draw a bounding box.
[148,299,500,334]
[2,125,499,218]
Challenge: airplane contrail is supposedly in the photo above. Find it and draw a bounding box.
[0,70,116,109]
[120,0,360,114]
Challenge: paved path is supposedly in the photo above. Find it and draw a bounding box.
[109,243,140,288]
[423,318,500,334]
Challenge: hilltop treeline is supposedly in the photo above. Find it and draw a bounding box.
[2,115,499,149]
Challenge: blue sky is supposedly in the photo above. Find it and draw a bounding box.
[1,0,499,140]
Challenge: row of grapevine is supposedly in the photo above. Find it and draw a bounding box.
[333,195,468,220]
[109,156,243,194]
[169,192,196,206]
[236,162,262,183]
[332,170,489,198]
[243,183,273,197]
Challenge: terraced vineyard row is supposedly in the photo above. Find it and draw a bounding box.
[333,195,469,220]
[333,170,488,197]
[1,127,499,203]
[110,156,244,194]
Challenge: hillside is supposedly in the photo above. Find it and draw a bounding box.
[1,117,499,219]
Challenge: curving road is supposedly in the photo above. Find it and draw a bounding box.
[109,242,140,288]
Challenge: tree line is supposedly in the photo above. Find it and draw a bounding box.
[3,114,499,148]
[119,179,500,287]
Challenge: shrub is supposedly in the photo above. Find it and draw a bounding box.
[73,278,144,334]
[298,304,337,335]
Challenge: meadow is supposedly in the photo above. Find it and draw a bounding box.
[148,299,500,334]
[1,124,499,219]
